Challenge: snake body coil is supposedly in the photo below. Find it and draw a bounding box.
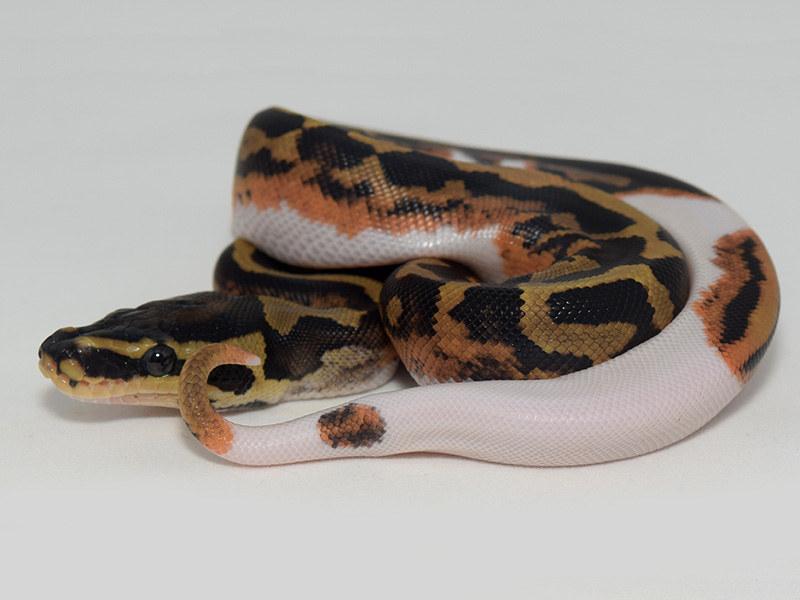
[39,108,779,466]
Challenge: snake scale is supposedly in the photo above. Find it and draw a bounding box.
[39,107,779,466]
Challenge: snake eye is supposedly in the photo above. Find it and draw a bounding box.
[142,345,177,377]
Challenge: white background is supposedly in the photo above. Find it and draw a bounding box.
[2,1,798,598]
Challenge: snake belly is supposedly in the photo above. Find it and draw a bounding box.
[38,107,780,467]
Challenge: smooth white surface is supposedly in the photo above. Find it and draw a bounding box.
[2,1,797,598]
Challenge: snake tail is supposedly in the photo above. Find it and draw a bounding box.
[178,344,261,456]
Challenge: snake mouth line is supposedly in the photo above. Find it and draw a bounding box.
[38,353,179,407]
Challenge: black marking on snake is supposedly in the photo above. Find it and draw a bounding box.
[648,228,691,312]
[579,236,645,268]
[540,233,596,262]
[449,285,525,344]
[741,322,777,377]
[409,259,478,283]
[261,312,384,381]
[448,285,594,376]
[656,227,682,251]
[296,126,376,170]
[208,365,256,395]
[248,108,305,138]
[378,151,458,193]
[80,348,144,382]
[511,216,568,248]
[352,179,375,198]
[457,355,513,381]
[554,192,638,235]
[380,272,445,340]
[381,260,478,341]
[385,196,467,220]
[377,151,635,234]
[719,237,765,345]
[547,279,658,351]
[236,148,294,180]
[647,256,690,317]
[306,171,374,204]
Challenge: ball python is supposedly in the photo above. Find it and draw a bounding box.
[38,107,780,467]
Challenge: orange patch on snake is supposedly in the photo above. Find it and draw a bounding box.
[318,403,386,449]
[694,229,779,383]
[178,344,261,455]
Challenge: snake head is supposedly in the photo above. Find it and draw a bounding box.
[38,292,263,408]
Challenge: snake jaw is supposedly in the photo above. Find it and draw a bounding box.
[38,345,181,408]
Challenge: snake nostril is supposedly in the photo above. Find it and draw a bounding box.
[40,327,79,356]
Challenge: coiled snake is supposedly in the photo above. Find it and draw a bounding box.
[39,108,779,466]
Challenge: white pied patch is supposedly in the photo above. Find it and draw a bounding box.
[498,157,529,169]
[233,201,507,281]
[449,149,479,164]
